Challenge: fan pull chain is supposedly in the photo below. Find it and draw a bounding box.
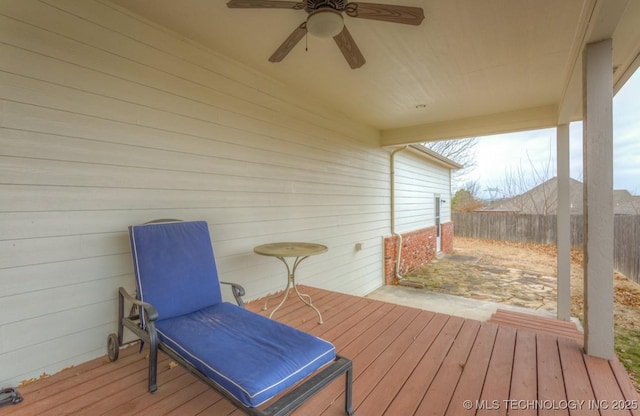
[305,32,308,52]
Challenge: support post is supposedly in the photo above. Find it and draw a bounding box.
[582,39,614,359]
[556,124,571,321]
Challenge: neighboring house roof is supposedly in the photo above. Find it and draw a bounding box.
[478,177,639,215]
[614,190,640,215]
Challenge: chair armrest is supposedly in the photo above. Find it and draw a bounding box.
[119,287,159,321]
[220,281,245,308]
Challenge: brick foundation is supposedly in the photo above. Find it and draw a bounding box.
[384,222,455,285]
[383,226,431,285]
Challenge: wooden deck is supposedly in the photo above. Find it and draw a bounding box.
[4,286,639,416]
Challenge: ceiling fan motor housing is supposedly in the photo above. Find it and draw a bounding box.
[305,0,346,13]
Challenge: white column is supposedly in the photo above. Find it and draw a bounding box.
[582,39,614,359]
[556,124,571,321]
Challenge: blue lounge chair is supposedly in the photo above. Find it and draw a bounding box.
[108,220,353,415]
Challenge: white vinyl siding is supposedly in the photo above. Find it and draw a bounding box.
[0,0,390,387]
[393,150,452,234]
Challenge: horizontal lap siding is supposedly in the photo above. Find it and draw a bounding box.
[393,151,452,234]
[0,0,387,386]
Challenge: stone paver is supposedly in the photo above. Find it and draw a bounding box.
[402,253,558,314]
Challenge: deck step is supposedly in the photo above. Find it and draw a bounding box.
[488,309,583,345]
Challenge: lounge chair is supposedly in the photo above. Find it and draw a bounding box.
[107,220,353,415]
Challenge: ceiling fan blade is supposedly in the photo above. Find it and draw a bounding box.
[226,0,304,9]
[345,2,424,25]
[333,26,366,69]
[269,23,307,63]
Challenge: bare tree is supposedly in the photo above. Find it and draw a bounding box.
[485,186,501,201]
[463,180,482,200]
[424,138,478,187]
[491,142,557,214]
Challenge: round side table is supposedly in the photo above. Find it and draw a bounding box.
[254,242,328,324]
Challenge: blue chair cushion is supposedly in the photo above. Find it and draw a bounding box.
[155,302,336,408]
[129,221,223,322]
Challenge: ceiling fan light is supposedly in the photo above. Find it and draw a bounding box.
[306,9,344,38]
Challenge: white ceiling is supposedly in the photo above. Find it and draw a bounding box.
[109,0,640,144]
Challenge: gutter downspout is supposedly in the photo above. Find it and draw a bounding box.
[390,146,408,280]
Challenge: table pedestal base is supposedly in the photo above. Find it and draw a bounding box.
[254,244,327,325]
[263,275,323,324]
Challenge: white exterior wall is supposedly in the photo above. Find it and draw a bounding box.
[392,151,452,235]
[0,0,395,386]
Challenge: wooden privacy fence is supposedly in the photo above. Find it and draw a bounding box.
[453,212,640,284]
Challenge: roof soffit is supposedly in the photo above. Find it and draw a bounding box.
[107,0,640,143]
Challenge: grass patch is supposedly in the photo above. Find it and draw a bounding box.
[615,326,640,389]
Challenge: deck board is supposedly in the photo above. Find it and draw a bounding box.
[585,355,633,416]
[5,286,639,416]
[536,333,568,416]
[610,358,640,416]
[383,315,466,415]
[506,327,538,416]
[307,305,421,415]
[322,310,434,415]
[415,319,482,416]
[356,312,449,416]
[557,336,599,416]
[476,325,517,416]
[446,322,499,416]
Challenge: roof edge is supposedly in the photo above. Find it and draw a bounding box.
[403,144,463,170]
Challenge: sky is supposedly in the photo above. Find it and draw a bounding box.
[461,68,640,199]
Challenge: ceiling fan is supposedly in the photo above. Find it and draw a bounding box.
[226,0,425,69]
